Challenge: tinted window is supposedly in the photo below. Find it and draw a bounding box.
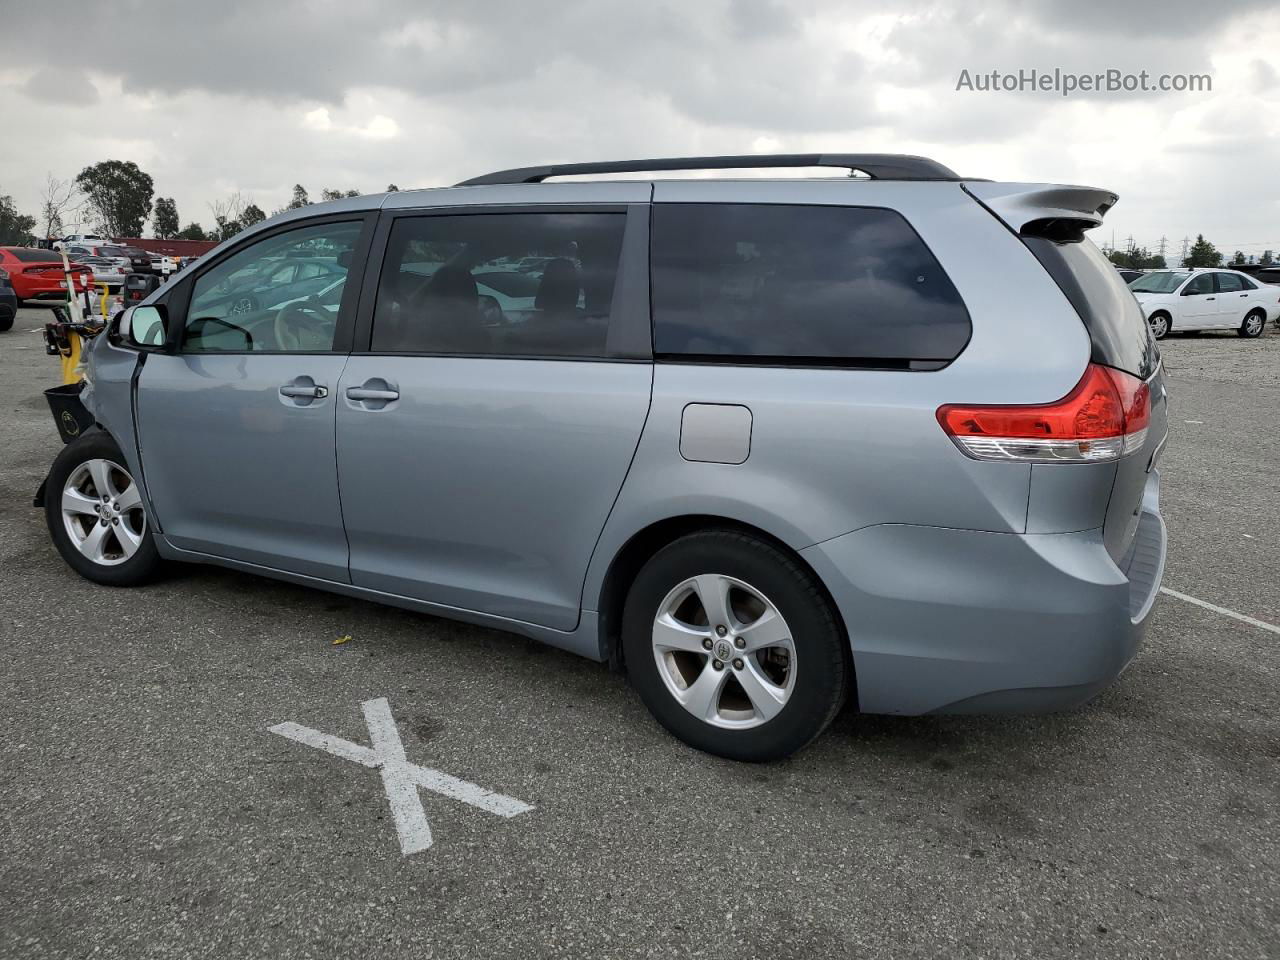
[650,204,969,366]
[371,213,626,357]
[1022,236,1157,379]
[4,247,63,262]
[1215,273,1244,292]
[1184,273,1213,295]
[185,221,361,353]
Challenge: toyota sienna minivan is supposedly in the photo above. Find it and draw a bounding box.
[39,154,1168,761]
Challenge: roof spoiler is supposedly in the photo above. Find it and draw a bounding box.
[962,181,1118,236]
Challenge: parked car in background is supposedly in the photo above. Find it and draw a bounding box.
[1130,268,1280,339]
[71,255,127,289]
[42,154,1168,761]
[54,233,107,250]
[65,244,135,274]
[149,254,178,277]
[0,268,16,331]
[116,245,157,274]
[0,247,91,304]
[1116,268,1144,284]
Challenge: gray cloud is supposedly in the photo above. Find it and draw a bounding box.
[0,0,1276,259]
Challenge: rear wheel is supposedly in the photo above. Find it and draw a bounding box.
[44,432,163,586]
[622,530,848,761]
[1147,312,1170,340]
[1239,310,1265,338]
[0,312,12,333]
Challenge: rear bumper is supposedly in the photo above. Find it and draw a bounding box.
[13,278,88,299]
[801,489,1166,715]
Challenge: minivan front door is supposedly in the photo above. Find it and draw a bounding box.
[135,217,371,581]
[335,206,653,631]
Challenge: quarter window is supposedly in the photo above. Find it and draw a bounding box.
[650,203,971,366]
[370,213,627,357]
[185,221,362,353]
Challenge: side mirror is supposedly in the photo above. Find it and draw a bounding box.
[123,304,170,350]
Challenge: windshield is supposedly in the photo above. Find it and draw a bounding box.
[1130,271,1190,293]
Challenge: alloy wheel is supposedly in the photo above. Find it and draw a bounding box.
[651,574,797,729]
[61,458,146,566]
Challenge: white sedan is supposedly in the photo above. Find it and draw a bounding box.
[1130,269,1280,339]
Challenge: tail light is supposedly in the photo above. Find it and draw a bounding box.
[937,363,1150,463]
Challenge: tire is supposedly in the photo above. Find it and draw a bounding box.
[1238,310,1265,338]
[0,312,12,333]
[44,431,163,587]
[1147,312,1170,340]
[622,530,849,761]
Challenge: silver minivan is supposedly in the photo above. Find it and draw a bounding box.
[40,154,1168,760]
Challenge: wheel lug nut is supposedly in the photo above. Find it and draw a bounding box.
[715,625,727,637]
[733,658,744,671]
[701,638,713,651]
[734,637,745,649]
[712,660,725,671]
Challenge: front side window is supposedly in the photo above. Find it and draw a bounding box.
[1183,273,1213,295]
[370,212,626,357]
[650,203,970,365]
[185,221,361,353]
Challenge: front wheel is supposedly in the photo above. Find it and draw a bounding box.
[622,530,849,761]
[1239,310,1265,338]
[44,431,163,586]
[1147,312,1170,340]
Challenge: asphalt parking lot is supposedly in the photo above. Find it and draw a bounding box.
[2,306,1277,960]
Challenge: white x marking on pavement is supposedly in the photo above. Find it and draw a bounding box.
[269,697,534,855]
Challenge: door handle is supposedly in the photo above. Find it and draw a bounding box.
[280,383,328,399]
[346,387,399,402]
[1206,297,1215,300]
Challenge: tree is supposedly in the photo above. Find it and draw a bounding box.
[1231,250,1247,265]
[1107,246,1165,270]
[175,222,208,241]
[40,173,80,241]
[153,197,180,239]
[0,193,36,245]
[241,204,266,228]
[288,184,310,209]
[320,188,361,201]
[75,160,154,237]
[386,183,400,192]
[1183,234,1222,268]
[1262,250,1275,266]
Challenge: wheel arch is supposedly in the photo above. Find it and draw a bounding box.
[595,514,852,689]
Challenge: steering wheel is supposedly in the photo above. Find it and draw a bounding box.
[273,301,332,351]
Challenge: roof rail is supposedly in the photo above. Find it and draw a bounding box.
[456,153,961,186]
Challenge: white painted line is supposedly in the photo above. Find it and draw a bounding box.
[269,697,533,855]
[1160,588,1280,636]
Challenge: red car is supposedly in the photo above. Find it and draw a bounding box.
[0,247,92,304]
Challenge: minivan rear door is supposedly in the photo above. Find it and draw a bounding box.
[1018,228,1168,563]
[335,203,653,632]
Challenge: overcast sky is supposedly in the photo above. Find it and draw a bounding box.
[2,0,1278,258]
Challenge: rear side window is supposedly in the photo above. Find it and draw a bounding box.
[650,204,971,368]
[371,213,626,358]
[1022,235,1158,379]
